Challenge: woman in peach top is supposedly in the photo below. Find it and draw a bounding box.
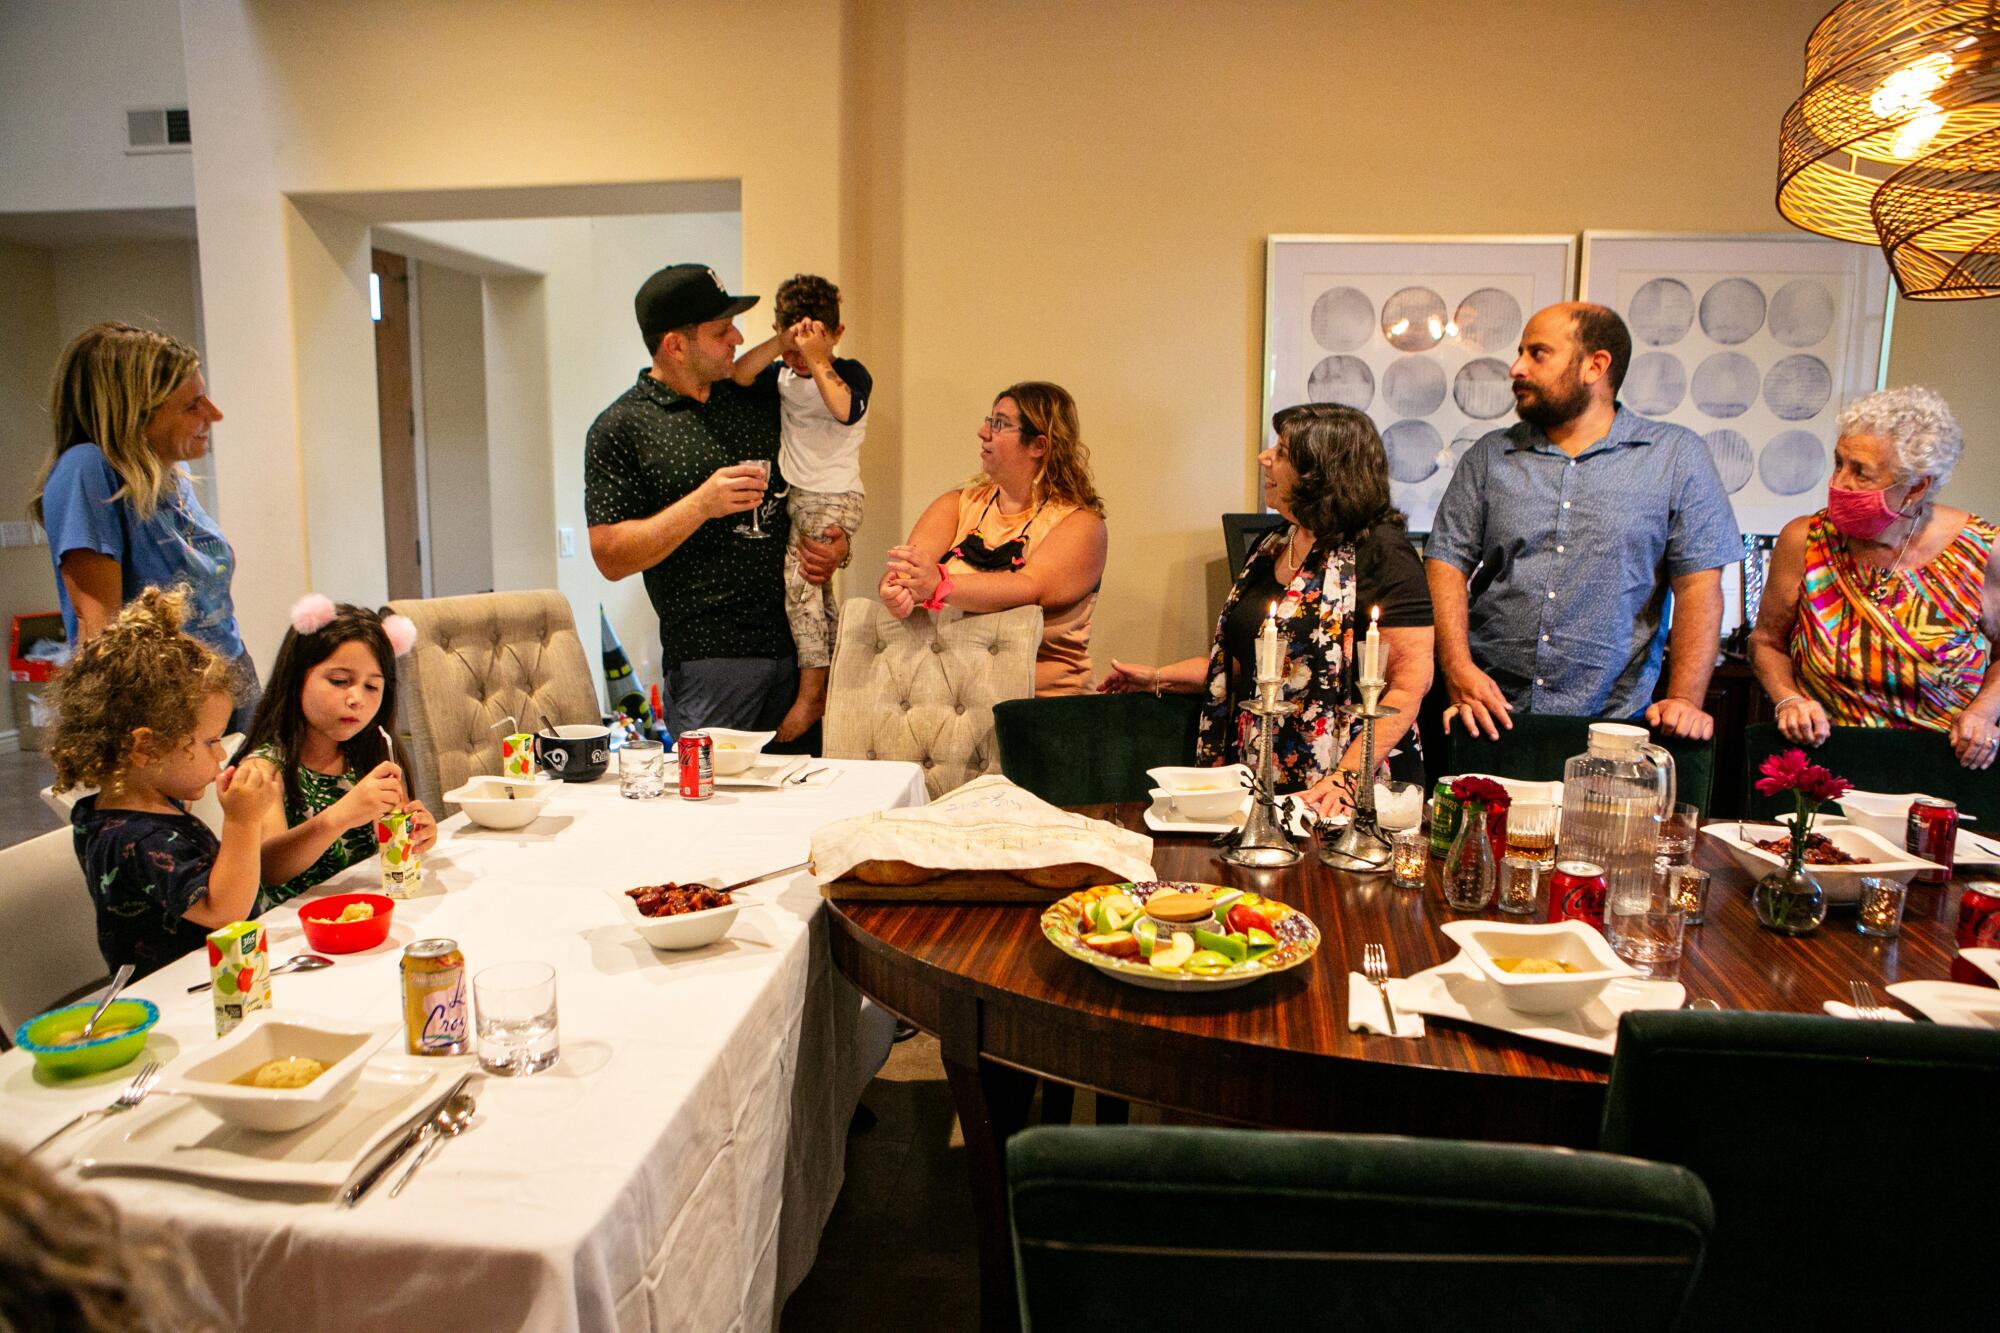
[879,382,1108,694]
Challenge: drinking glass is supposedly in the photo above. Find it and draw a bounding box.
[734,458,772,538]
[619,740,665,799]
[1373,780,1423,832]
[1389,826,1428,890]
[1498,854,1544,916]
[1607,870,1688,974]
[1653,802,1700,869]
[1856,876,1908,938]
[474,962,560,1076]
[1665,865,1711,925]
[1505,801,1559,869]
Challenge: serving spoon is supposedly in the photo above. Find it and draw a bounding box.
[186,952,333,993]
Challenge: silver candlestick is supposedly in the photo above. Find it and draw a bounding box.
[1222,673,1303,869]
[1318,678,1398,872]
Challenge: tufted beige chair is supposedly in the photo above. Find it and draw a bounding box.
[823,598,1041,798]
[385,590,601,816]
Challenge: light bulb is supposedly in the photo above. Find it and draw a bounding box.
[1870,52,1953,159]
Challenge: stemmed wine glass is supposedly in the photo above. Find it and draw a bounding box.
[734,458,771,539]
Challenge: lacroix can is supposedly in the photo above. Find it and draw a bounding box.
[501,732,536,780]
[402,939,468,1055]
[678,730,714,800]
[206,921,271,1036]
[377,809,421,898]
[1549,861,1608,929]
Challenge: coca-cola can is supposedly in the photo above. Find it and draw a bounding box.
[676,731,714,800]
[1950,880,2000,986]
[1906,797,1958,885]
[1549,860,1608,929]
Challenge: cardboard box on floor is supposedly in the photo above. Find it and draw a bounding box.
[10,612,65,752]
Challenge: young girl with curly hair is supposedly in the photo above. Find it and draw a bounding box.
[230,595,436,907]
[49,588,277,979]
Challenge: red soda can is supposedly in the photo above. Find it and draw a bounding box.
[1950,880,2000,986]
[1549,860,1608,928]
[676,730,714,800]
[1906,797,1958,885]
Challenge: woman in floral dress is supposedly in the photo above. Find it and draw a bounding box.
[1101,404,1433,815]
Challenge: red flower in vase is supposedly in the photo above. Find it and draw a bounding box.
[1755,749,1852,804]
[1449,775,1512,811]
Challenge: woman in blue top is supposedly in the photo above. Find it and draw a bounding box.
[30,322,258,731]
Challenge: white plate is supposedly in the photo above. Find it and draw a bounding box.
[1958,948,2000,987]
[1701,821,1941,900]
[1142,796,1311,837]
[1884,980,2000,1030]
[1439,773,1564,808]
[1954,832,2000,868]
[1392,954,1684,1056]
[712,755,810,788]
[75,1062,442,1188]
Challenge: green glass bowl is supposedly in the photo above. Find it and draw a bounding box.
[14,999,160,1077]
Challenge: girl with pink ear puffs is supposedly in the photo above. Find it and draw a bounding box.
[229,595,438,907]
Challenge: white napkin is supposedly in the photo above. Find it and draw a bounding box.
[1347,971,1426,1037]
[1822,1000,1914,1022]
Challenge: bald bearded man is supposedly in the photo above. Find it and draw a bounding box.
[1424,302,1742,740]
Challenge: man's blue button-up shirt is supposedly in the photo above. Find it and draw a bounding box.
[1425,406,1742,719]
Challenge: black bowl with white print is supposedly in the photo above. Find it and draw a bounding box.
[534,724,611,782]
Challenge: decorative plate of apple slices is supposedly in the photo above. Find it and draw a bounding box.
[1041,881,1320,991]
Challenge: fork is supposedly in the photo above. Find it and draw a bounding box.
[1362,942,1400,1036]
[788,765,829,786]
[1848,979,1890,1021]
[28,1059,161,1154]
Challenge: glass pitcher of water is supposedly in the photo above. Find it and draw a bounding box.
[1558,723,1675,935]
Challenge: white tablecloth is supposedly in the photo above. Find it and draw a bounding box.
[0,759,928,1332]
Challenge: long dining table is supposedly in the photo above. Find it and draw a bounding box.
[1,758,927,1333]
[826,801,1980,1332]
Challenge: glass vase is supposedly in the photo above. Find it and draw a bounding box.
[1753,862,1826,935]
[1444,803,1497,912]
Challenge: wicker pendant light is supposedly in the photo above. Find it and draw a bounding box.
[1778,2,2000,299]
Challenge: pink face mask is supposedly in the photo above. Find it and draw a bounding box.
[1826,484,1908,540]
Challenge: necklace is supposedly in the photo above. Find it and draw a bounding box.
[1276,529,1313,582]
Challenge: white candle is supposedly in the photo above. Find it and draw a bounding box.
[1362,605,1383,684]
[1257,601,1279,680]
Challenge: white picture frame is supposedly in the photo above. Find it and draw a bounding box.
[1262,234,1577,533]
[1578,231,1893,537]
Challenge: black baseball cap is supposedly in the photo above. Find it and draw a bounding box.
[635,264,760,350]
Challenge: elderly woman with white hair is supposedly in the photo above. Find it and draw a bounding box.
[1750,386,2000,769]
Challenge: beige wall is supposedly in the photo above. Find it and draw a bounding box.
[0,243,61,735]
[1886,304,1999,521]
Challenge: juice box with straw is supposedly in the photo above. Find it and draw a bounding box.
[494,714,536,779]
[378,809,422,897]
[206,920,271,1036]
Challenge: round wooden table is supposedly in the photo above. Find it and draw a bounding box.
[825,803,1972,1330]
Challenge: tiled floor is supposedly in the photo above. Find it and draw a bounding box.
[0,748,61,849]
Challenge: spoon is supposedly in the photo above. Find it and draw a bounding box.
[389,1093,475,1197]
[80,964,136,1039]
[186,953,334,993]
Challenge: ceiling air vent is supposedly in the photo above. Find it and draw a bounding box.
[126,107,192,155]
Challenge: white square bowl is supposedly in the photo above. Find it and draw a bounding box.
[1442,773,1565,808]
[605,882,743,951]
[1701,821,1941,900]
[1833,790,1976,846]
[167,1014,390,1132]
[1146,765,1252,819]
[444,776,554,830]
[702,729,775,776]
[1440,919,1638,1015]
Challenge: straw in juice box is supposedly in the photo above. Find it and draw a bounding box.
[206,921,271,1036]
[491,715,536,780]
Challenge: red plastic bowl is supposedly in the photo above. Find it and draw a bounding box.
[297,893,395,954]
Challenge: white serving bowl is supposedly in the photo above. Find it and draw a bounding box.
[168,1014,389,1132]
[444,776,553,829]
[1833,790,1975,846]
[1443,773,1565,808]
[702,729,775,776]
[1701,821,1942,901]
[1440,919,1638,1015]
[1146,765,1252,820]
[606,882,743,951]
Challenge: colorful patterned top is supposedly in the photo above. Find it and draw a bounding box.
[1790,511,1995,732]
[1195,523,1427,792]
[71,795,226,979]
[251,744,375,910]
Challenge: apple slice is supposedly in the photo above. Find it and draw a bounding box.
[1083,930,1140,959]
[1150,933,1196,972]
[1132,917,1162,958]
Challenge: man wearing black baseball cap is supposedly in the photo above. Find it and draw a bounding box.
[585,263,847,741]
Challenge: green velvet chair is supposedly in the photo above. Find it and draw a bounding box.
[1602,1010,2000,1331]
[1740,720,2000,823]
[1444,712,1717,816]
[1008,1124,1713,1333]
[993,693,1204,806]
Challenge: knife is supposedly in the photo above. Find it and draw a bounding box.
[340,1070,473,1207]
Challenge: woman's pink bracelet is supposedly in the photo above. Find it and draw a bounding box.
[922,565,954,612]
